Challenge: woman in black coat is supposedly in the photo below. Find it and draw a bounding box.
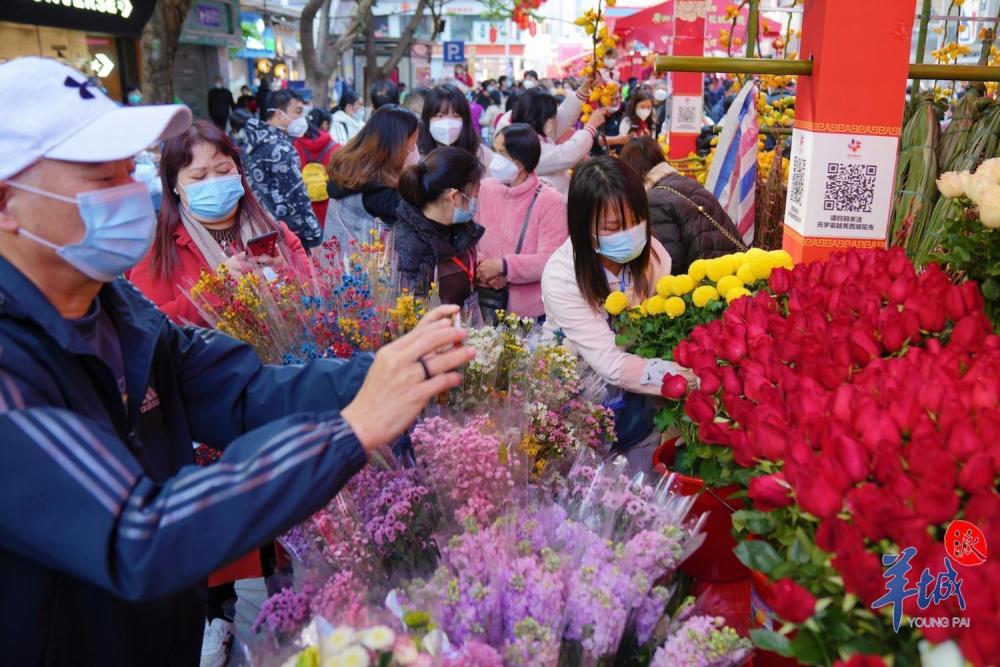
[395,147,485,306]
[620,136,745,274]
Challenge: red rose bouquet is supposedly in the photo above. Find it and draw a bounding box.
[662,247,999,665]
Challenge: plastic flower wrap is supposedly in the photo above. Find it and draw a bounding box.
[407,449,707,666]
[184,236,433,365]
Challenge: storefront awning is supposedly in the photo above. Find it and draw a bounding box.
[0,0,157,36]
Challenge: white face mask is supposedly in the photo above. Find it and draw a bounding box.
[636,107,652,121]
[488,153,521,184]
[287,116,308,137]
[523,79,537,89]
[604,57,617,68]
[654,89,668,102]
[429,118,463,145]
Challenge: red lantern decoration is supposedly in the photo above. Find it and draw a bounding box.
[489,25,498,43]
[528,21,537,36]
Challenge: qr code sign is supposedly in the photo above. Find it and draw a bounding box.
[677,105,697,126]
[823,163,877,213]
[789,156,807,205]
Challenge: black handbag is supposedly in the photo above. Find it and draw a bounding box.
[479,184,542,322]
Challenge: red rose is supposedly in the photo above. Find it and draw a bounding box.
[720,366,742,395]
[748,473,793,511]
[960,279,985,313]
[958,453,995,493]
[718,333,748,364]
[913,485,960,525]
[835,435,870,483]
[879,315,907,354]
[944,284,967,321]
[769,578,818,623]
[698,369,721,395]
[769,268,793,294]
[794,469,843,518]
[833,655,886,667]
[887,275,913,304]
[661,374,689,400]
[849,327,881,365]
[683,390,717,424]
[698,421,732,445]
[951,313,984,350]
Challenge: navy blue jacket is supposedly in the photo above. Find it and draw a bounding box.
[0,257,371,665]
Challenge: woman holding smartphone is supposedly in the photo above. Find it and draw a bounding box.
[131,120,311,326]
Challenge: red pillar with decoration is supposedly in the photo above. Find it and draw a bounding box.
[668,0,707,159]
[781,0,914,263]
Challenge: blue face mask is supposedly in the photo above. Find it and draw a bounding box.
[10,180,156,282]
[596,221,647,264]
[453,191,477,224]
[182,174,245,220]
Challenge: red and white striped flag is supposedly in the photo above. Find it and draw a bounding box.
[704,82,759,246]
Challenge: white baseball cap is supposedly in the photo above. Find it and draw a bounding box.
[0,57,192,180]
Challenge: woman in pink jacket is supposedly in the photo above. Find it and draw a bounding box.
[476,124,568,320]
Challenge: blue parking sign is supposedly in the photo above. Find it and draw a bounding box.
[443,41,465,63]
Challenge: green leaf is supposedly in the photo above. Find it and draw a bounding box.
[750,629,793,656]
[790,627,829,665]
[734,540,783,574]
[790,535,811,565]
[982,277,1000,301]
[732,510,776,535]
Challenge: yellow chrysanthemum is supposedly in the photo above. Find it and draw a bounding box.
[605,290,629,316]
[736,263,757,285]
[664,296,686,318]
[656,275,673,297]
[706,258,733,283]
[745,247,767,259]
[716,274,743,297]
[729,251,746,266]
[671,274,695,295]
[692,285,720,308]
[726,286,751,303]
[747,256,773,280]
[687,259,709,283]
[645,295,666,315]
[767,249,794,269]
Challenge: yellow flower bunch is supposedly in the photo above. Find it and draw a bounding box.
[635,249,795,317]
[604,290,629,316]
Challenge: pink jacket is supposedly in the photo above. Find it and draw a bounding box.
[542,236,673,395]
[476,173,568,318]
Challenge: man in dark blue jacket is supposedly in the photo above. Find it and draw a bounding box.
[0,57,472,665]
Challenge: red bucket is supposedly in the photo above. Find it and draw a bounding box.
[672,475,751,583]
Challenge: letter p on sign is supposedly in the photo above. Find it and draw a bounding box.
[443,41,465,63]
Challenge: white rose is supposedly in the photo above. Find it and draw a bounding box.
[976,186,1000,229]
[964,171,994,205]
[976,157,1000,185]
[935,171,965,198]
[360,625,395,651]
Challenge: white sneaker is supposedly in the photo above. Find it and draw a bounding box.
[200,618,233,667]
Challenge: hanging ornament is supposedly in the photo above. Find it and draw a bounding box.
[489,25,498,43]
[529,21,537,37]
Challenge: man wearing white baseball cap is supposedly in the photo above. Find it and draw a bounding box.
[0,58,472,664]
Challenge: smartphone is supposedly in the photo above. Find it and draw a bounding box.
[246,230,279,257]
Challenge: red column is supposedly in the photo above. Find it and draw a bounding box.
[668,0,707,159]
[782,0,914,263]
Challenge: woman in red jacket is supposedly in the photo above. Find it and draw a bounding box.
[130,120,311,327]
[129,120,312,659]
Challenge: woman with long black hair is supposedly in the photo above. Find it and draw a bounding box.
[541,156,695,469]
[417,84,494,169]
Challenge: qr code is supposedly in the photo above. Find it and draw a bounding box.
[789,156,806,204]
[677,105,697,126]
[823,163,877,213]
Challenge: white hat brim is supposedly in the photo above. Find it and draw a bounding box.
[45,104,193,163]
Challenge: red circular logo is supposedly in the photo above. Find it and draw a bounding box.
[945,520,988,567]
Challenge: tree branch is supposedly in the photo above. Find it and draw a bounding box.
[380,0,431,75]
